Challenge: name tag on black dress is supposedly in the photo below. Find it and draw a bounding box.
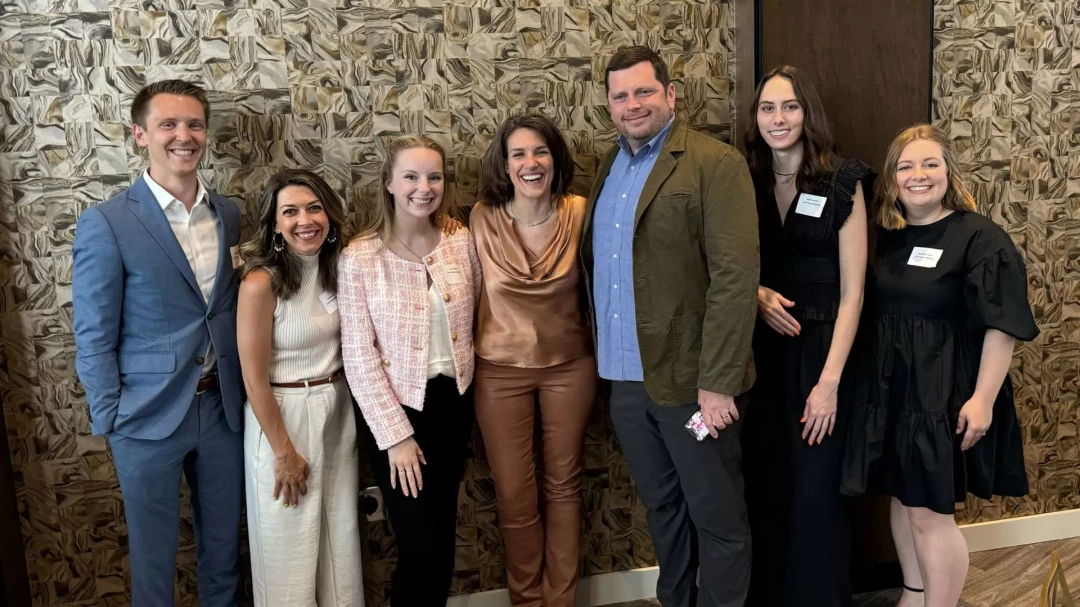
[907,247,944,268]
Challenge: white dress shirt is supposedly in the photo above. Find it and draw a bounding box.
[143,171,219,376]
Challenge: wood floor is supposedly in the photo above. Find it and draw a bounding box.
[601,536,1080,607]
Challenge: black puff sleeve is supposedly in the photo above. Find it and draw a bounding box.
[962,223,1040,341]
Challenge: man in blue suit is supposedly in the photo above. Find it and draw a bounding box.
[73,80,245,606]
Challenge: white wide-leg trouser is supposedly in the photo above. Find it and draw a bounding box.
[244,379,364,607]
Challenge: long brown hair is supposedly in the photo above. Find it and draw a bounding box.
[743,65,836,192]
[479,113,574,206]
[875,124,977,230]
[240,169,350,298]
[356,136,456,241]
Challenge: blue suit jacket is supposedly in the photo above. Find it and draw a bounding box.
[73,176,246,439]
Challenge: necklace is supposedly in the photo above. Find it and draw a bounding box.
[395,234,433,262]
[774,169,797,177]
[507,199,555,227]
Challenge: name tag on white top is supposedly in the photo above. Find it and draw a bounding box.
[319,291,338,314]
[907,247,944,268]
[794,193,827,218]
[230,245,243,269]
[444,264,466,285]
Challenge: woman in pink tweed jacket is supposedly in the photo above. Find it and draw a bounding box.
[338,136,481,606]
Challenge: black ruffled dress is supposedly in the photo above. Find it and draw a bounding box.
[743,158,873,607]
[841,210,1039,515]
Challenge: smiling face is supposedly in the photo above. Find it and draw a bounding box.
[755,76,804,152]
[895,138,949,213]
[505,128,554,201]
[386,147,445,223]
[606,60,676,152]
[132,93,207,181]
[274,185,330,256]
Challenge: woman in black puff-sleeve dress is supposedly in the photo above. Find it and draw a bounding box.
[741,66,871,607]
[841,124,1038,607]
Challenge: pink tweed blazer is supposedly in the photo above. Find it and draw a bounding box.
[339,224,482,450]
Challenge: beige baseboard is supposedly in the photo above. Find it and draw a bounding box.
[446,566,659,607]
[447,508,1080,607]
[960,508,1080,553]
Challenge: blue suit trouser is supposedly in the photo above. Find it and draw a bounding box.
[109,386,244,607]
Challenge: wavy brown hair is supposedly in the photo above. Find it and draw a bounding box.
[240,169,350,299]
[356,136,457,241]
[479,113,574,207]
[743,65,836,192]
[875,124,977,231]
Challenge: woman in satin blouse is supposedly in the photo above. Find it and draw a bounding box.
[470,113,596,607]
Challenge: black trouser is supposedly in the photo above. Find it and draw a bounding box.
[361,376,473,607]
[609,381,751,607]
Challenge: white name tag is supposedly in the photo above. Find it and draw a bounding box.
[319,291,338,314]
[444,264,466,285]
[907,247,944,268]
[230,245,243,269]
[794,193,827,218]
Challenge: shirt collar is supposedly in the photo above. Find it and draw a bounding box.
[617,114,676,158]
[143,170,209,212]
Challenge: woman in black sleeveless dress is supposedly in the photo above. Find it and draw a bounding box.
[741,65,872,607]
[842,125,1038,607]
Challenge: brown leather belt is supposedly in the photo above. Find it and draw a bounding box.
[270,369,345,389]
[196,372,219,394]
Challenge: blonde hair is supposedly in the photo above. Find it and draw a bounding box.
[356,136,456,241]
[875,124,977,230]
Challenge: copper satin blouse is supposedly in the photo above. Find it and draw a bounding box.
[471,196,592,368]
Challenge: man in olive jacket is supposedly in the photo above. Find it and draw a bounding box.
[581,46,759,607]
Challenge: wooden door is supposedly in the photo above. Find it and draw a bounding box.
[758,0,932,170]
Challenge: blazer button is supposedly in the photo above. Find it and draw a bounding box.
[195,357,205,365]
[451,332,458,342]
[207,313,214,320]
[442,293,450,302]
[425,256,433,265]
[382,359,391,367]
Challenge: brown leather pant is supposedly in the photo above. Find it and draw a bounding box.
[474,356,597,607]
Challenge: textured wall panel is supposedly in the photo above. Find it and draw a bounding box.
[932,0,1080,523]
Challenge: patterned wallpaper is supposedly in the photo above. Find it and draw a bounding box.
[933,0,1080,524]
[0,0,738,605]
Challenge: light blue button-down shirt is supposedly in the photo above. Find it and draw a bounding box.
[592,115,676,381]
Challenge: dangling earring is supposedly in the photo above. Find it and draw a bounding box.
[272,232,285,252]
[326,225,338,244]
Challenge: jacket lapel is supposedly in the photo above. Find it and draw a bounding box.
[206,193,233,308]
[632,117,688,233]
[128,176,202,297]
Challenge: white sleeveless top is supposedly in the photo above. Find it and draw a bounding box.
[426,283,456,379]
[270,254,343,384]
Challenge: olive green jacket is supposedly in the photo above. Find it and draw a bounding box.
[581,116,759,405]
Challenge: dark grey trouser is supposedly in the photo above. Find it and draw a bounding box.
[610,381,751,607]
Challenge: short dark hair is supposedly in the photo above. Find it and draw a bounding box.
[479,113,575,206]
[131,80,210,128]
[604,46,671,93]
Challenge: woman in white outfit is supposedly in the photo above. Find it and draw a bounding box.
[237,169,364,607]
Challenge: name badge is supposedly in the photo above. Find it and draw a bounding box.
[319,291,338,314]
[230,245,243,269]
[444,264,466,285]
[794,193,827,218]
[907,247,944,268]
